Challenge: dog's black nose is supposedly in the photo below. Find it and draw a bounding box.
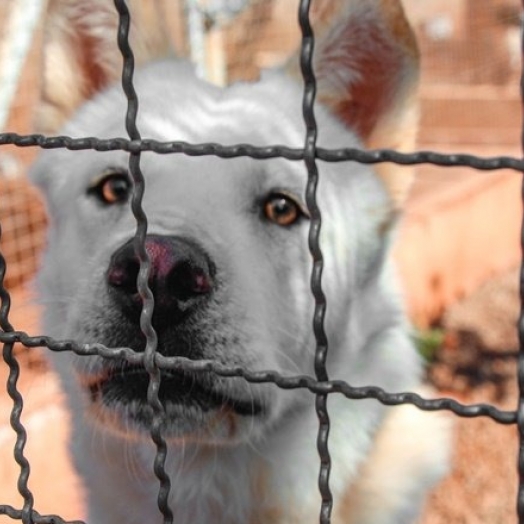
[107,235,214,323]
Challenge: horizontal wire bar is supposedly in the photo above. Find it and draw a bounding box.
[0,132,523,171]
[0,505,85,524]
[0,330,516,424]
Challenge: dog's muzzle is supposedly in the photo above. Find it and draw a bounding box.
[83,234,264,436]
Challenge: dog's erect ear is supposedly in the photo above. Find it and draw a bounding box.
[287,0,420,206]
[37,0,170,133]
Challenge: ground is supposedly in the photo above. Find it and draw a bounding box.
[422,269,520,524]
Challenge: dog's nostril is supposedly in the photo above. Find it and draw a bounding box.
[107,258,139,295]
[167,261,212,302]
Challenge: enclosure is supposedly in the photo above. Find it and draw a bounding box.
[0,0,523,522]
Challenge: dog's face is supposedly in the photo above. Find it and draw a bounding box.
[32,0,419,444]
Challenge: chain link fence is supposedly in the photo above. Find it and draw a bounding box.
[1,0,524,522]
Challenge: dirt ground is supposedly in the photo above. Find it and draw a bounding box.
[0,268,522,523]
[421,268,521,524]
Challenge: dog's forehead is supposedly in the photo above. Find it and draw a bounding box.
[139,152,307,208]
[134,64,305,147]
[60,59,362,158]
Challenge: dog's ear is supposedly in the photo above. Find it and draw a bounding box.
[37,0,170,134]
[287,0,419,206]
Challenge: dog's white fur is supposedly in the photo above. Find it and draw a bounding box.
[31,1,451,523]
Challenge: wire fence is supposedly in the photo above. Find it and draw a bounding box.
[0,0,523,523]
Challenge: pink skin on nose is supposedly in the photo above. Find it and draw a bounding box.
[145,239,175,280]
[145,238,211,294]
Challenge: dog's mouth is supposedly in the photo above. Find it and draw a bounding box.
[82,363,263,427]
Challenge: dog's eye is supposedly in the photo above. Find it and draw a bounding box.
[89,172,132,205]
[263,193,305,227]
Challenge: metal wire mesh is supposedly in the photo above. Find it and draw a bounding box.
[0,0,523,522]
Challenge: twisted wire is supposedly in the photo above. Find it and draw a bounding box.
[0,223,34,524]
[0,132,523,171]
[113,1,173,522]
[297,0,333,521]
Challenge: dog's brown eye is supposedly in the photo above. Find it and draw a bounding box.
[263,193,303,227]
[89,173,131,205]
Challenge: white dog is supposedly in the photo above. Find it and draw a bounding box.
[31,1,450,523]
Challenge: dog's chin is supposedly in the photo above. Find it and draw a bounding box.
[80,365,266,443]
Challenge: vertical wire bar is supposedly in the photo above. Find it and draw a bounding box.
[518,3,524,520]
[113,2,173,522]
[0,227,34,524]
[297,1,333,522]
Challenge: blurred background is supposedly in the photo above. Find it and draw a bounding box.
[0,1,522,522]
